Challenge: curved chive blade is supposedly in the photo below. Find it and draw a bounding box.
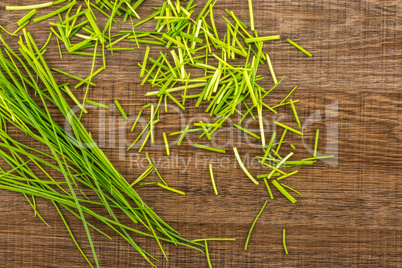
[283,229,288,254]
[209,164,218,195]
[157,183,185,195]
[233,147,259,185]
[244,200,268,250]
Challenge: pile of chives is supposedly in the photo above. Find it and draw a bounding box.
[0,0,333,266]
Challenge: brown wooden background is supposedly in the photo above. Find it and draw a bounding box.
[0,0,401,267]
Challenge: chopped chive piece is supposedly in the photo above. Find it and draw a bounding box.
[33,1,76,23]
[114,100,128,120]
[178,125,190,146]
[150,104,154,143]
[290,144,296,150]
[205,241,213,268]
[287,38,312,57]
[17,9,37,27]
[6,2,53,10]
[209,164,218,195]
[245,35,280,43]
[233,147,259,185]
[248,0,255,31]
[281,183,302,196]
[233,123,260,139]
[192,238,236,242]
[85,100,109,110]
[163,133,170,156]
[267,152,294,179]
[256,173,280,179]
[314,129,319,157]
[277,170,299,181]
[195,144,226,154]
[276,129,287,154]
[274,122,303,136]
[272,180,297,203]
[263,178,274,199]
[289,99,301,128]
[140,46,150,78]
[283,229,288,254]
[199,121,211,140]
[266,53,277,84]
[157,183,185,195]
[301,155,334,161]
[52,68,95,86]
[244,200,268,250]
[131,111,142,132]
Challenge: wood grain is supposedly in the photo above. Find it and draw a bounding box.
[0,0,401,267]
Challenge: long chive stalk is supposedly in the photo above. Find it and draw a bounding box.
[244,200,268,250]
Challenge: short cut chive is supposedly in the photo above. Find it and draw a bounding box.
[263,178,274,199]
[277,170,299,181]
[85,100,109,110]
[114,100,128,120]
[248,0,255,31]
[161,132,170,156]
[209,164,218,195]
[157,183,185,195]
[33,1,76,23]
[290,144,296,150]
[244,200,268,250]
[178,125,190,146]
[233,147,259,185]
[280,183,302,196]
[6,2,53,10]
[245,35,280,44]
[131,110,143,132]
[140,46,150,78]
[266,53,277,84]
[289,99,301,128]
[195,143,226,154]
[274,122,303,136]
[287,38,312,57]
[233,123,260,139]
[271,180,297,203]
[17,9,37,27]
[314,129,319,157]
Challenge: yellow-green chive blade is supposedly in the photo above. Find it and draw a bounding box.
[287,38,312,57]
[209,164,218,195]
[233,147,259,185]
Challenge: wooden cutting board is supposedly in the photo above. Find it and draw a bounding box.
[0,0,401,267]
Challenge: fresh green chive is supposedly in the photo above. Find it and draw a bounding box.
[244,200,268,250]
[195,143,226,154]
[233,147,259,185]
[209,164,218,195]
[314,129,319,157]
[274,122,303,136]
[163,133,170,156]
[271,180,297,203]
[157,183,185,195]
[283,229,288,254]
[114,100,128,120]
[287,39,312,57]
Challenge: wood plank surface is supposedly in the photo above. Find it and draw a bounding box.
[0,0,401,267]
